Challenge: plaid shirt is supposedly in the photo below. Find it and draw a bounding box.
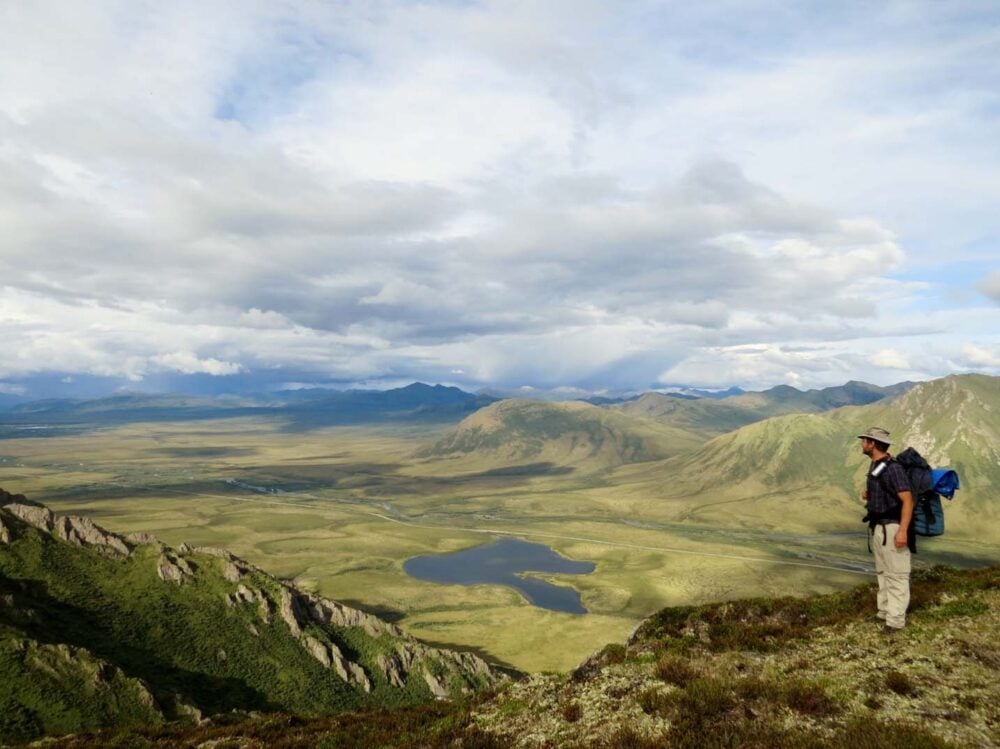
[866,456,911,520]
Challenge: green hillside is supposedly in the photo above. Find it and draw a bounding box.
[418,398,703,470]
[0,493,503,744]
[627,374,999,539]
[614,380,912,439]
[36,564,1000,748]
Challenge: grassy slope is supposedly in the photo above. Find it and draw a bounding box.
[603,374,1000,540]
[0,503,499,745]
[418,399,703,471]
[38,564,1000,749]
[614,381,913,440]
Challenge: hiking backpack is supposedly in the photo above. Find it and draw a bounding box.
[888,447,960,537]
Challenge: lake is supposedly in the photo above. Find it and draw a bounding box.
[403,537,596,614]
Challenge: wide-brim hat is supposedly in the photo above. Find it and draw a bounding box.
[857,427,891,445]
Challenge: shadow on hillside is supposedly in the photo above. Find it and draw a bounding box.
[149,446,260,458]
[463,463,575,478]
[0,576,275,716]
[278,409,476,432]
[34,461,577,508]
[337,600,407,624]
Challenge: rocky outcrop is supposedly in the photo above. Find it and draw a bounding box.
[3,502,55,533]
[278,586,306,637]
[423,671,449,699]
[225,583,264,608]
[378,653,407,688]
[0,515,10,544]
[302,634,332,667]
[193,546,236,560]
[223,561,245,582]
[157,553,193,584]
[346,660,371,693]
[267,582,501,696]
[2,501,131,558]
[125,531,162,546]
[302,634,372,692]
[303,593,401,639]
[258,596,273,625]
[53,515,130,557]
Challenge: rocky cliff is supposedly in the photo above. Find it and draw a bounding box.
[0,491,504,744]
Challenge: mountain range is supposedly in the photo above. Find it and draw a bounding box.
[0,379,911,432]
[0,383,496,434]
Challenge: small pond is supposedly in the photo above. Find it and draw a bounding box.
[403,537,596,615]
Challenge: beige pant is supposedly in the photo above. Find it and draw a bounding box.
[871,522,911,629]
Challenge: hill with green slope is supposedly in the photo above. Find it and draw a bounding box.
[614,380,913,439]
[628,374,999,539]
[417,399,703,470]
[0,492,503,744]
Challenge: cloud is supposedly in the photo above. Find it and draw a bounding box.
[658,344,854,391]
[151,352,244,376]
[871,349,913,370]
[978,271,1000,304]
[0,1,998,394]
[955,344,1000,369]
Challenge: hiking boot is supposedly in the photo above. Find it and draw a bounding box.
[882,625,903,636]
[869,614,886,623]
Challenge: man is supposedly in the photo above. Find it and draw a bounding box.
[858,427,914,634]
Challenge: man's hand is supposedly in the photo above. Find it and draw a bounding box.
[861,489,869,505]
[894,528,908,549]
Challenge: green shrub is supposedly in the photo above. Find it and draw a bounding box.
[0,699,43,744]
[733,675,769,700]
[885,670,918,697]
[637,687,670,717]
[597,726,667,749]
[672,677,736,721]
[923,600,989,620]
[601,644,627,664]
[863,695,883,710]
[780,679,839,716]
[653,654,697,687]
[832,718,960,748]
[562,701,582,723]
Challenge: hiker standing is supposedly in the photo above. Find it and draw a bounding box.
[858,427,914,634]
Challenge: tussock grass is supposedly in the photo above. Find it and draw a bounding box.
[885,670,918,697]
[653,653,698,686]
[631,565,1000,654]
[43,703,514,749]
[561,701,582,723]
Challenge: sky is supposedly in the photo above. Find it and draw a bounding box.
[1,0,999,400]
